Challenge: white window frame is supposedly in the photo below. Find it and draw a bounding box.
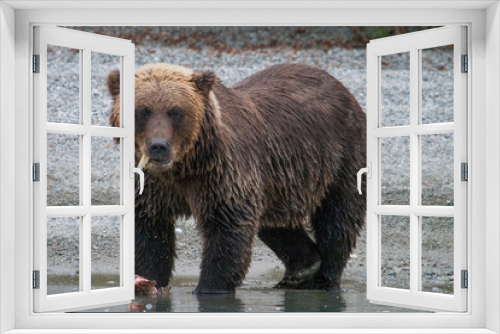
[0,1,499,333]
[33,25,136,312]
[366,26,468,312]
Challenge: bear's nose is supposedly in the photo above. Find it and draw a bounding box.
[148,139,170,160]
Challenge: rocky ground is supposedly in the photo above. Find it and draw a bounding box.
[46,26,454,294]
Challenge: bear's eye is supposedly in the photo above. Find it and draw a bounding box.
[138,108,151,116]
[168,108,183,121]
[135,108,151,128]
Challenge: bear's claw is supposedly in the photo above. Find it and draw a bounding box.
[275,261,322,289]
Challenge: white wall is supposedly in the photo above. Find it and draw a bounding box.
[0,2,16,334]
[486,2,500,333]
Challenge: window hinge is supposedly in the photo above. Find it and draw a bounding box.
[33,163,40,182]
[461,54,468,73]
[33,270,40,289]
[33,54,40,73]
[461,162,468,181]
[461,270,468,289]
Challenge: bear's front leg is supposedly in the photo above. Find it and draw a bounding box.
[135,211,176,290]
[193,206,257,294]
[135,171,177,290]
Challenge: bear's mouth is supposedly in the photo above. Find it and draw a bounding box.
[138,155,172,169]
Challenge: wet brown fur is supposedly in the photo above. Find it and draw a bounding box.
[107,63,366,294]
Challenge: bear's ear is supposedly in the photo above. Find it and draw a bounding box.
[109,107,120,130]
[106,69,121,99]
[191,70,216,95]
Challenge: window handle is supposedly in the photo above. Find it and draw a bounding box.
[357,162,371,195]
[130,162,145,195]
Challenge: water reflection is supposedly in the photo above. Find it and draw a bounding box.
[197,293,245,312]
[78,286,424,313]
[282,290,345,312]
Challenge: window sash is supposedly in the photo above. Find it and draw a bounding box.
[366,26,468,312]
[32,25,136,312]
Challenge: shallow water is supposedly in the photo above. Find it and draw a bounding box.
[69,275,427,313]
[77,287,426,313]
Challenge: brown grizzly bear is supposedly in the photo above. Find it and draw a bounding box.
[107,63,366,294]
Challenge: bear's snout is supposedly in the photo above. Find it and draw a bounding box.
[147,138,171,161]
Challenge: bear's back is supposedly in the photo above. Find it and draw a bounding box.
[213,64,366,218]
[219,63,365,156]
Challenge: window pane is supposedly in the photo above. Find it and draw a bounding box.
[91,52,121,127]
[421,45,454,124]
[381,136,410,205]
[47,133,80,206]
[91,136,121,205]
[421,217,454,295]
[92,216,121,290]
[47,217,80,295]
[381,215,410,289]
[421,133,454,206]
[47,45,80,124]
[380,52,410,127]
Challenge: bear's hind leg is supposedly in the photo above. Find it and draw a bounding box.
[258,225,321,288]
[305,184,365,291]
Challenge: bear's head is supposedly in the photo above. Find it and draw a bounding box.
[107,64,217,171]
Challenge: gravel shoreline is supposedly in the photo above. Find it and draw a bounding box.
[46,27,454,294]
